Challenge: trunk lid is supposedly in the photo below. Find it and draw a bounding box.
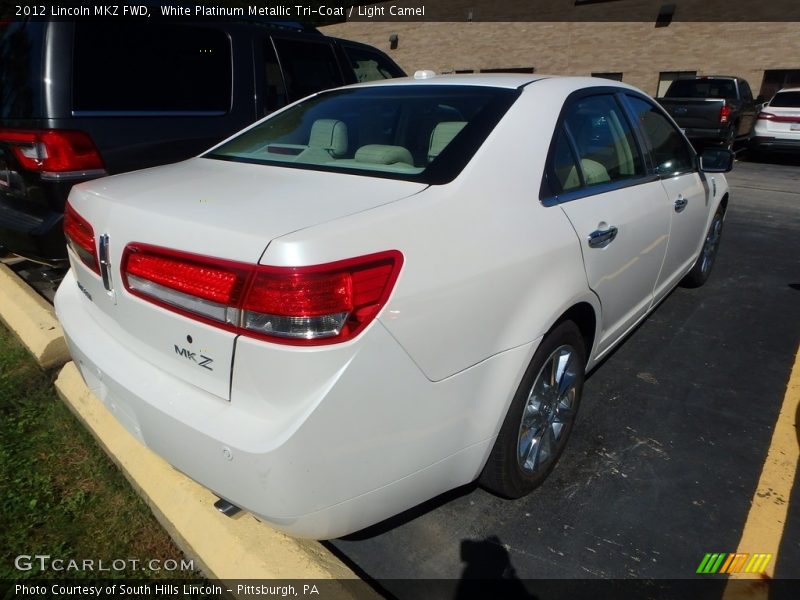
[67,158,426,400]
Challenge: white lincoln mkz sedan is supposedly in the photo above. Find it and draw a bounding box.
[55,74,733,539]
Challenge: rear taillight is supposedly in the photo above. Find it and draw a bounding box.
[757,111,800,123]
[121,244,403,345]
[63,203,100,274]
[0,129,104,176]
[719,104,731,124]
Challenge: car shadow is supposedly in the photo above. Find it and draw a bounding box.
[336,481,480,541]
[454,535,536,599]
[739,151,800,166]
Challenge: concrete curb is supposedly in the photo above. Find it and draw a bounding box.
[0,263,69,369]
[55,362,376,595]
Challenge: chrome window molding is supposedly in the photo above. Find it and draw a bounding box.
[541,173,661,207]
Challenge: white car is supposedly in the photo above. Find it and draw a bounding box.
[55,74,732,539]
[751,87,800,155]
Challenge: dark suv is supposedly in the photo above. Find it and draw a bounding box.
[0,19,403,265]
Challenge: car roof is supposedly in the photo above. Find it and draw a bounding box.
[354,72,640,93]
[775,87,800,94]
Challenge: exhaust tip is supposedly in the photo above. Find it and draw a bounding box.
[214,498,242,518]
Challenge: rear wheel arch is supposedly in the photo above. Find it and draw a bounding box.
[551,301,597,365]
[719,192,729,215]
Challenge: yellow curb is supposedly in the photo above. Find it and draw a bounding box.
[55,361,376,595]
[722,344,800,599]
[0,263,69,369]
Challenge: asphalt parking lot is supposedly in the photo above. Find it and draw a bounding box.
[328,158,800,593]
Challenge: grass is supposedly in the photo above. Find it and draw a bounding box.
[0,324,202,580]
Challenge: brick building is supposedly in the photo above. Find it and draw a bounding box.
[323,1,800,99]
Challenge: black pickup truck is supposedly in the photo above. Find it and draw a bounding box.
[658,76,759,150]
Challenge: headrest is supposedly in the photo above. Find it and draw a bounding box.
[308,119,348,157]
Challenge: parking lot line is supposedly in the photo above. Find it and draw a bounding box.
[729,343,799,580]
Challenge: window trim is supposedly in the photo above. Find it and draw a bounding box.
[539,86,656,206]
[270,35,346,103]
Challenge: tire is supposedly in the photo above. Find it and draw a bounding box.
[723,125,736,152]
[480,320,586,499]
[681,204,725,288]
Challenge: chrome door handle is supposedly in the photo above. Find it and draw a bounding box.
[587,226,618,248]
[674,197,688,212]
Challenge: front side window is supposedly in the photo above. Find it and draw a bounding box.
[625,95,695,176]
[206,85,518,184]
[563,94,644,186]
[73,23,231,114]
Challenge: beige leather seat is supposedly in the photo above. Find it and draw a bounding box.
[354,144,414,166]
[297,119,348,163]
[428,121,467,162]
[564,159,611,190]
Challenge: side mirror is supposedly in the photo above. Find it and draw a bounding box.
[699,148,734,173]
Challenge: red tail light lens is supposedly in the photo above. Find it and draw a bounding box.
[719,104,731,124]
[63,203,100,274]
[0,129,104,175]
[121,244,403,345]
[757,111,800,123]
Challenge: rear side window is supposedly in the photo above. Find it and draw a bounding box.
[272,38,344,101]
[551,128,581,192]
[263,39,289,114]
[0,21,44,119]
[73,23,231,114]
[563,94,644,186]
[739,80,753,102]
[342,45,403,82]
[625,95,695,176]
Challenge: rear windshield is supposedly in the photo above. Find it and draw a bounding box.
[665,79,737,100]
[0,21,44,119]
[769,91,800,108]
[206,85,519,184]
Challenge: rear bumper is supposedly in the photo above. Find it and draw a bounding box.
[749,136,800,153]
[0,194,69,265]
[55,269,533,539]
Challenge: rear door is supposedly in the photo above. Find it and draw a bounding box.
[549,92,671,355]
[623,94,709,300]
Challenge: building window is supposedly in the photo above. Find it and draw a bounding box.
[759,69,800,101]
[592,72,623,81]
[480,67,535,74]
[657,71,697,97]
